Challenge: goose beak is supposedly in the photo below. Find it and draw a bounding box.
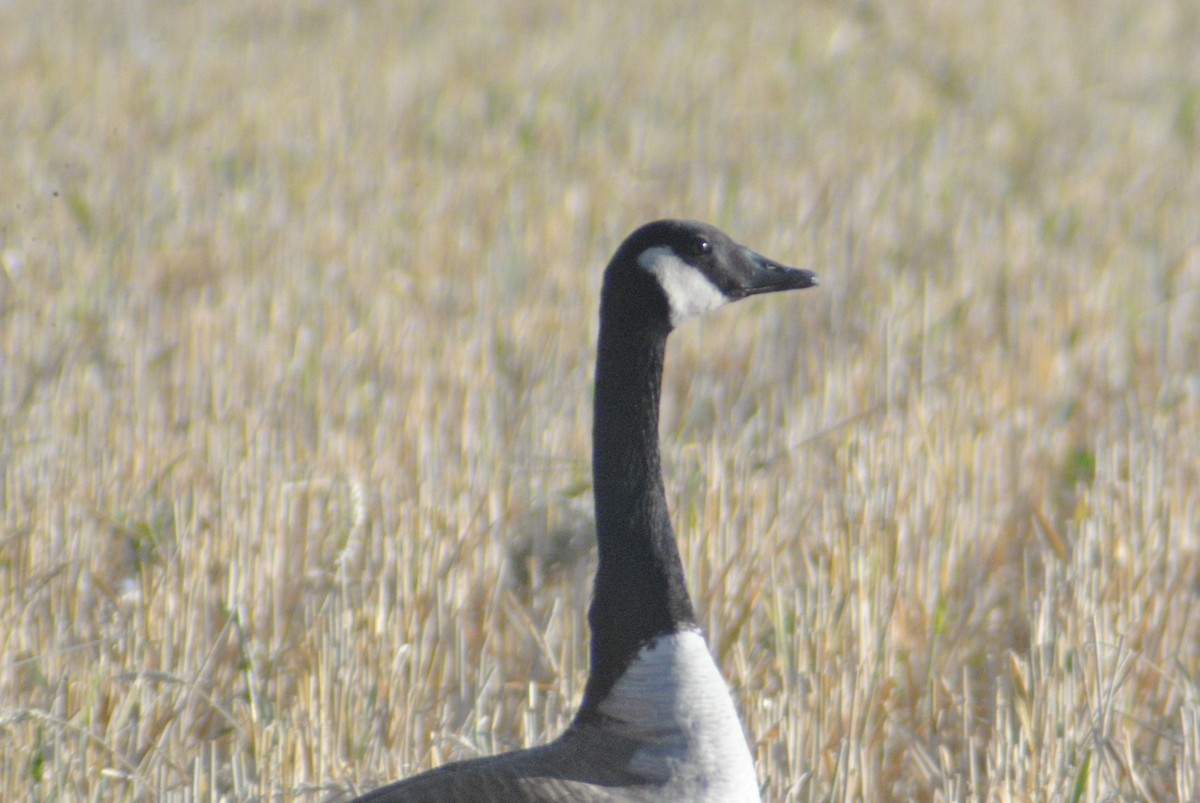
[738,248,819,296]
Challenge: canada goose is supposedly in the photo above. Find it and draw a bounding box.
[353,220,818,802]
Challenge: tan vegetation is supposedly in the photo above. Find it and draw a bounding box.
[2,0,1199,800]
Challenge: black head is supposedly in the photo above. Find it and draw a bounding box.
[604,219,818,330]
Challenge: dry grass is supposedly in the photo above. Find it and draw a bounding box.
[3,0,1199,800]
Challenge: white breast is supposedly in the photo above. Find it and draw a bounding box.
[597,630,761,802]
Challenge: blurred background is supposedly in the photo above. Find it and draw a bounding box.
[2,1,1198,799]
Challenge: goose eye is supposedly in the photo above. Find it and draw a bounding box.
[684,237,711,257]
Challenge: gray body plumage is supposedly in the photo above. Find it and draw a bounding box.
[355,632,759,802]
[354,727,659,803]
[356,722,710,803]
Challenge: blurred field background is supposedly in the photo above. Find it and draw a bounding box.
[3,0,1199,800]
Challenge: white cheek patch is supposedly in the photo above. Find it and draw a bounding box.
[637,246,729,327]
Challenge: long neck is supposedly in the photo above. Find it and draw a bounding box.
[577,291,697,719]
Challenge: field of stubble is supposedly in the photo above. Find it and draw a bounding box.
[2,1,1199,800]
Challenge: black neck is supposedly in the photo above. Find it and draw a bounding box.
[576,281,697,720]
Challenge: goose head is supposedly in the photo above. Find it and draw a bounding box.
[603,219,818,330]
